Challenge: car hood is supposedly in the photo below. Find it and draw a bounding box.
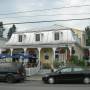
[43,72,58,77]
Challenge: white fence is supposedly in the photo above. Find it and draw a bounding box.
[25,61,40,76]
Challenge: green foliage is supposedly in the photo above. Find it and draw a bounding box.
[83,48,89,60]
[7,24,16,39]
[70,55,78,64]
[85,26,90,46]
[0,21,5,38]
[78,60,85,66]
[0,22,3,28]
[53,60,64,68]
[42,63,51,69]
[70,55,85,66]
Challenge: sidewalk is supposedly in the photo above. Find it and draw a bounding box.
[26,69,51,81]
[26,74,43,81]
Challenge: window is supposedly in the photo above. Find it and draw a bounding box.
[55,50,59,60]
[73,67,84,72]
[18,34,26,42]
[61,68,72,73]
[35,34,40,41]
[55,54,59,59]
[18,35,23,42]
[41,33,44,41]
[44,50,49,60]
[61,32,63,38]
[54,32,59,40]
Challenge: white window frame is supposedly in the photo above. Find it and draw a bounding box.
[35,33,40,41]
[54,31,63,41]
[18,34,26,42]
[35,33,44,42]
[54,32,60,40]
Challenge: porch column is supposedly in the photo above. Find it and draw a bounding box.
[68,47,72,57]
[38,48,41,62]
[24,48,27,54]
[10,48,13,56]
[0,49,2,54]
[10,48,13,62]
[24,48,27,64]
[38,48,41,69]
[52,48,56,70]
[53,48,56,61]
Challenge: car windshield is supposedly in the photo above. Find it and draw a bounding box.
[55,67,72,73]
[55,68,61,73]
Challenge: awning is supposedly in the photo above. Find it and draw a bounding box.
[0,53,38,59]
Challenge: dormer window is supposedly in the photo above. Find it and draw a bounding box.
[18,35,23,42]
[35,34,40,41]
[18,34,26,42]
[61,32,63,39]
[54,32,59,40]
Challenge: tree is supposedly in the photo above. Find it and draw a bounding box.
[0,22,3,28]
[83,48,89,60]
[7,24,16,39]
[85,26,90,46]
[0,22,5,38]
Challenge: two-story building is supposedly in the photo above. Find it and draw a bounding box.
[0,25,85,68]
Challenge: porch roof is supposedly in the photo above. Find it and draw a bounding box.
[2,42,76,49]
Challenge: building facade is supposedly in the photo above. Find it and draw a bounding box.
[0,25,85,68]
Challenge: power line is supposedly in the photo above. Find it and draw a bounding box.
[3,17,90,25]
[0,4,90,16]
[1,12,90,19]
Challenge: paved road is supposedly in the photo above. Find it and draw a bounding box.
[0,81,90,90]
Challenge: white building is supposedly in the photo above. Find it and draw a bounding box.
[0,25,85,68]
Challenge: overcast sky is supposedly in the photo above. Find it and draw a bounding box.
[0,0,90,31]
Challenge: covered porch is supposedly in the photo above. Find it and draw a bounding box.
[0,45,72,69]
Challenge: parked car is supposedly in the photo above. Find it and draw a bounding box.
[0,62,26,83]
[42,66,90,84]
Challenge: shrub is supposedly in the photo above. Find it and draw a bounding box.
[70,55,78,65]
[42,63,51,69]
[70,55,85,66]
[53,60,64,68]
[78,60,85,66]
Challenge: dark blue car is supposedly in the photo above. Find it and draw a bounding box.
[0,62,26,83]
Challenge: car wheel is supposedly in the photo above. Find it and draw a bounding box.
[83,77,90,84]
[6,75,15,83]
[48,77,54,84]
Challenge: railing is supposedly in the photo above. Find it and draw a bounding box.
[25,60,40,76]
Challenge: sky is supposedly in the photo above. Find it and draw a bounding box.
[0,0,90,32]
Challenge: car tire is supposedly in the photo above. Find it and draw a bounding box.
[6,75,15,83]
[83,77,90,84]
[48,77,55,84]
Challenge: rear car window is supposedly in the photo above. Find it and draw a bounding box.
[73,67,84,72]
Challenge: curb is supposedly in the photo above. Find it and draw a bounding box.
[26,76,42,81]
